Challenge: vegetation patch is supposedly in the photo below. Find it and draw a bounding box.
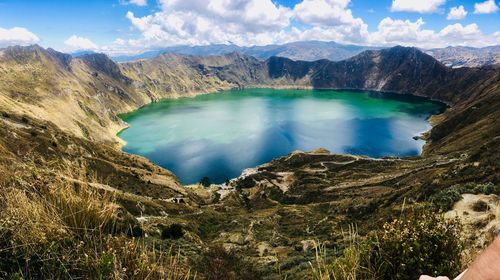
[0,183,193,280]
[471,200,489,212]
[192,244,261,280]
[430,182,498,211]
[310,209,463,280]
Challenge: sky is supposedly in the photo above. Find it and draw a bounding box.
[0,0,499,55]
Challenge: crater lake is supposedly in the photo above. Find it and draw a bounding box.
[118,89,445,184]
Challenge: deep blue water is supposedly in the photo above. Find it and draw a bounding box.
[118,89,445,184]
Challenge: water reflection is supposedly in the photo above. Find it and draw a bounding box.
[119,89,445,184]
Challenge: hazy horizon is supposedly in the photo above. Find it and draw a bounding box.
[0,0,499,56]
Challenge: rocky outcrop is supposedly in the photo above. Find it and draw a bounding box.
[79,53,132,84]
[262,46,499,105]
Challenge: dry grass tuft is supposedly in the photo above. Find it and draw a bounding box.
[310,225,370,280]
[0,180,193,280]
[0,187,66,249]
[42,183,120,235]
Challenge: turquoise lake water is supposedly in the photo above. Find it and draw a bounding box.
[118,89,445,184]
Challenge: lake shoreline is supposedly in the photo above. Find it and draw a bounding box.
[117,88,445,185]
[114,86,449,148]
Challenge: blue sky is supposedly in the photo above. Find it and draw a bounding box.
[0,0,498,54]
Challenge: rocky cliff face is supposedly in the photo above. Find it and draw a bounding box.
[79,53,132,84]
[263,46,499,105]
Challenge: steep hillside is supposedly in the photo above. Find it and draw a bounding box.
[265,47,499,105]
[0,46,238,146]
[123,46,498,107]
[119,52,250,97]
[0,113,195,210]
[0,45,141,145]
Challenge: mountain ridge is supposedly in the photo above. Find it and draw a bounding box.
[1,44,497,148]
[111,40,382,63]
[425,45,500,68]
[109,41,500,69]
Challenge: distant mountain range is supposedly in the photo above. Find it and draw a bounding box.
[425,46,500,68]
[103,41,500,68]
[110,41,381,63]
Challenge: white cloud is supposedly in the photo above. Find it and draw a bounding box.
[120,0,370,50]
[95,0,500,55]
[473,0,499,14]
[439,23,481,40]
[390,0,446,13]
[367,17,500,48]
[121,0,147,6]
[158,0,291,31]
[293,0,361,26]
[64,35,98,51]
[123,0,292,48]
[291,0,368,43]
[0,27,39,47]
[368,17,438,47]
[447,5,467,20]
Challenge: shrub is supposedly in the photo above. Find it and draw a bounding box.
[430,182,500,211]
[369,212,462,279]
[430,187,462,211]
[310,211,463,280]
[200,176,211,188]
[478,183,496,195]
[463,182,499,195]
[193,244,261,280]
[127,224,144,237]
[162,223,184,239]
[471,200,489,212]
[212,191,221,204]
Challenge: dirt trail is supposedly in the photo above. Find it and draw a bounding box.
[446,194,500,262]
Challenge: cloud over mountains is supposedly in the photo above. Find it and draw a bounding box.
[117,0,499,53]
[0,27,39,47]
[1,0,499,55]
